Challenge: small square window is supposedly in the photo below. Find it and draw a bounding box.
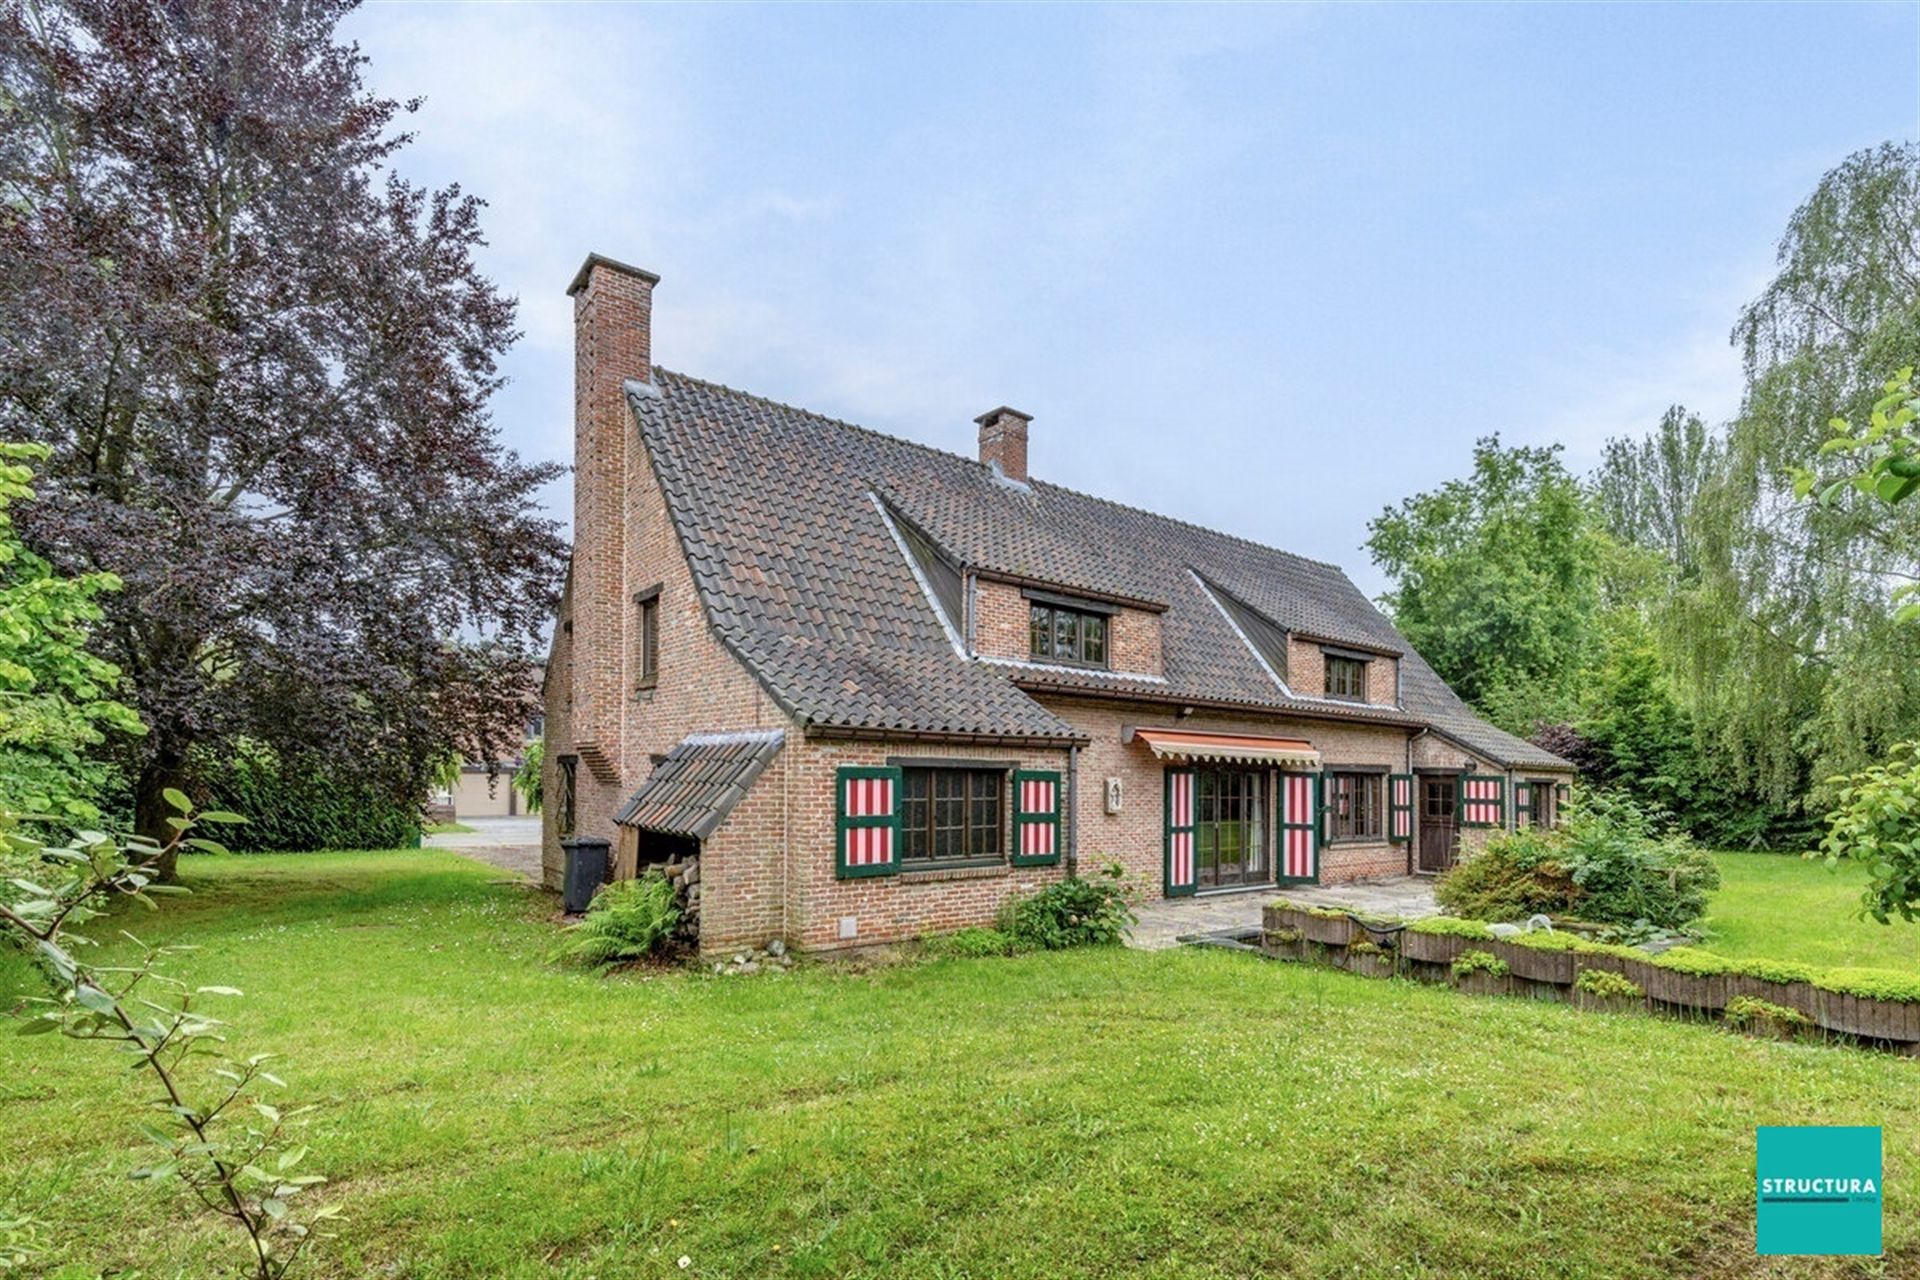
[1028,601,1111,668]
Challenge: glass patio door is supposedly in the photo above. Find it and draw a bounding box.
[1194,766,1269,888]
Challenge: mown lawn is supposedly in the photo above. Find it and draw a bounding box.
[1704,851,1920,973]
[2,852,1915,1279]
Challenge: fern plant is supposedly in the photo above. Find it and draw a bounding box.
[548,875,681,970]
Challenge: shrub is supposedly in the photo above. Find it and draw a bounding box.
[1002,866,1135,950]
[549,875,681,970]
[201,739,419,852]
[926,926,1017,958]
[1451,950,1510,978]
[1574,968,1644,999]
[1818,742,1920,923]
[1434,827,1577,921]
[1725,995,1811,1029]
[1436,790,1718,930]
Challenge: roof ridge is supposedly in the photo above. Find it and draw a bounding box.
[651,368,1352,578]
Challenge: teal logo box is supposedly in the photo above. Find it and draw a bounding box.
[1756,1125,1882,1256]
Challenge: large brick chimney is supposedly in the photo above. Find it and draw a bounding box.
[566,253,658,781]
[975,406,1032,484]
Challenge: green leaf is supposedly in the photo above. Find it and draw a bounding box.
[163,788,192,814]
[196,811,246,824]
[195,985,243,997]
[74,985,116,1016]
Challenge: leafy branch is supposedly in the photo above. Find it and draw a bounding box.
[2,795,335,1278]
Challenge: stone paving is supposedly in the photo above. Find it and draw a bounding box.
[424,816,542,880]
[1127,875,1440,951]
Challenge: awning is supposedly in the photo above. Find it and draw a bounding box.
[1131,727,1322,769]
[614,729,785,840]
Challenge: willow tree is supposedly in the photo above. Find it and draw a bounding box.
[1670,142,1920,811]
[0,0,564,867]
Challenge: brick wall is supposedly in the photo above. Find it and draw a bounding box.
[780,738,1074,952]
[1048,697,1413,888]
[544,257,794,927]
[1283,638,1399,706]
[971,577,1163,677]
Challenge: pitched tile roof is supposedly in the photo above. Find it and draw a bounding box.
[631,373,1569,769]
[614,729,785,838]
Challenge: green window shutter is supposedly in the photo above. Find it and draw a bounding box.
[1388,773,1414,844]
[1279,772,1319,883]
[1012,770,1062,867]
[1164,767,1197,896]
[1318,772,1337,845]
[1461,774,1506,828]
[835,765,902,879]
[1555,782,1571,829]
[1514,780,1534,827]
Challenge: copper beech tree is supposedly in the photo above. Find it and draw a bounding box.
[0,0,563,868]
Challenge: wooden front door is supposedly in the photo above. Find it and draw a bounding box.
[1417,775,1459,873]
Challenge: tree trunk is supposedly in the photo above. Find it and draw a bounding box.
[134,747,190,881]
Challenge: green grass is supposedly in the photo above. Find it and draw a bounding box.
[1703,851,1920,973]
[4,852,1916,1279]
[423,821,476,835]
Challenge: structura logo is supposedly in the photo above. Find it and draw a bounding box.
[1756,1126,1882,1256]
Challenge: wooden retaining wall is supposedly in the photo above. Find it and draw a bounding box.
[1262,904,1920,1055]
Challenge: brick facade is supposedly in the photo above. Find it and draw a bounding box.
[971,576,1164,678]
[543,253,1570,956]
[1283,636,1398,705]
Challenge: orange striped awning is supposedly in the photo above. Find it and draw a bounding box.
[1131,728,1321,769]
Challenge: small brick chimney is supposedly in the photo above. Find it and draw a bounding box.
[975,406,1033,483]
[566,252,658,781]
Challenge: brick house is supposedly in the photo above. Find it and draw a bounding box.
[543,253,1573,954]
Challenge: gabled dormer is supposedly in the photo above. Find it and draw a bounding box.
[1195,572,1400,707]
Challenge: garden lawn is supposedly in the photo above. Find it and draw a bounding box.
[1704,851,1920,973]
[3,852,1917,1280]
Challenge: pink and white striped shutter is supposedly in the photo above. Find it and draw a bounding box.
[1461,774,1506,828]
[835,765,901,879]
[1514,781,1534,827]
[1388,774,1414,844]
[1012,770,1063,867]
[1163,767,1197,896]
[1278,772,1319,883]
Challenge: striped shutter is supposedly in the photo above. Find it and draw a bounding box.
[1279,771,1319,883]
[1514,780,1534,827]
[1388,773,1414,844]
[1163,767,1197,896]
[1555,782,1571,828]
[835,765,901,878]
[1461,774,1506,828]
[1012,770,1062,867]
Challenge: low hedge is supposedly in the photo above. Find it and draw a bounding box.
[1814,968,1920,1004]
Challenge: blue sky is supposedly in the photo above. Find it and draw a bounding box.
[348,2,1917,596]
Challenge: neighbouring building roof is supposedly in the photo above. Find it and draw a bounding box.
[614,729,786,838]
[630,372,1569,770]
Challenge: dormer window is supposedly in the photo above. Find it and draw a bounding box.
[1325,653,1367,701]
[1027,595,1111,668]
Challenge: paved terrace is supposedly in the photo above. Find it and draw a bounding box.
[1128,876,1440,951]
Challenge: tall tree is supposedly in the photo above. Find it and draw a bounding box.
[1669,142,1920,804]
[1594,405,1720,575]
[0,0,563,867]
[1366,437,1602,735]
